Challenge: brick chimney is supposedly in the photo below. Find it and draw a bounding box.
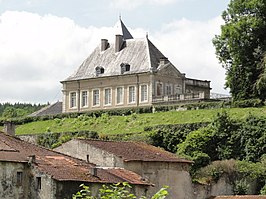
[90,167,98,177]
[101,39,109,51]
[115,34,123,53]
[3,121,15,136]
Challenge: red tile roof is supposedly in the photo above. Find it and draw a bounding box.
[78,139,192,163]
[212,196,266,199]
[0,132,149,185]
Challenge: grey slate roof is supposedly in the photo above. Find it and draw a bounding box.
[29,101,62,117]
[63,37,166,82]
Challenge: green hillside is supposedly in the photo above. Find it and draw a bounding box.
[14,106,266,136]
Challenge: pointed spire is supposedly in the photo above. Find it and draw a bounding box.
[114,16,133,40]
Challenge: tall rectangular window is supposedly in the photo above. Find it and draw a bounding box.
[166,84,172,95]
[156,82,163,96]
[141,85,148,102]
[81,91,88,107]
[93,89,100,106]
[17,172,23,186]
[116,87,124,104]
[104,88,112,105]
[36,177,41,190]
[70,92,77,108]
[128,86,135,103]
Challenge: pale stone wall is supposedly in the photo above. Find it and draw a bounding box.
[62,73,152,113]
[0,162,29,199]
[54,140,124,167]
[125,161,194,199]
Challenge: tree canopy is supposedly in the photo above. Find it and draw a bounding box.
[213,0,266,100]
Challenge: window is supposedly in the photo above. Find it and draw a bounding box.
[81,91,88,107]
[86,155,90,162]
[116,87,124,104]
[166,84,172,95]
[95,66,104,76]
[156,82,163,96]
[104,88,112,105]
[120,63,130,74]
[16,172,23,186]
[93,89,100,106]
[128,86,135,103]
[36,177,41,190]
[140,85,148,102]
[70,92,77,108]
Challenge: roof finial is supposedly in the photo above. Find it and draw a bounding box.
[119,13,121,20]
[146,32,149,38]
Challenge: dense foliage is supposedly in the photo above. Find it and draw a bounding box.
[147,122,209,153]
[213,0,266,100]
[0,102,44,118]
[194,158,266,194]
[72,183,168,199]
[177,111,266,170]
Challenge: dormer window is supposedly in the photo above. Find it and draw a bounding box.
[95,66,105,76]
[120,63,130,74]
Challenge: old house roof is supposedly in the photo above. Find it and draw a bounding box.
[0,132,149,185]
[77,139,192,163]
[29,101,62,117]
[62,19,182,82]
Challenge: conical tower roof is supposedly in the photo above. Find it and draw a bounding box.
[114,18,133,40]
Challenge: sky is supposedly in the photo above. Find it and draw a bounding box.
[0,0,230,104]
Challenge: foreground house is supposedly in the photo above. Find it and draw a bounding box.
[0,132,149,199]
[55,139,194,199]
[61,19,211,113]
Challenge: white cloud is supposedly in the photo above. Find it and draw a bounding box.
[110,0,179,10]
[151,16,228,95]
[0,11,120,103]
[0,10,228,104]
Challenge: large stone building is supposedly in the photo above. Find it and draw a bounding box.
[55,139,194,199]
[61,19,211,113]
[0,132,150,199]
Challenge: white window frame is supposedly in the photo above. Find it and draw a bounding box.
[128,86,136,104]
[140,84,148,103]
[92,89,100,107]
[80,90,88,108]
[69,91,77,109]
[104,88,112,106]
[116,86,124,105]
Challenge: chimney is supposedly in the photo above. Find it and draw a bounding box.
[3,121,15,136]
[28,155,36,165]
[159,57,169,65]
[115,34,123,53]
[101,39,109,51]
[90,167,98,177]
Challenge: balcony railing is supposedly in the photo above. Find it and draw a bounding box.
[152,93,205,103]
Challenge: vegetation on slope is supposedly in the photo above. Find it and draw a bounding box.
[14,106,266,136]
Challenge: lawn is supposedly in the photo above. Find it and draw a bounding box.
[15,106,266,135]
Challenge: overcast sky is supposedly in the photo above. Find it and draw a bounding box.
[0,0,230,104]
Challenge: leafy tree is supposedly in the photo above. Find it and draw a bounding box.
[72,183,169,199]
[213,0,266,100]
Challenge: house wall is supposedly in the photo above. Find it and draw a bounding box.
[125,161,194,199]
[62,73,152,113]
[55,141,194,199]
[29,167,57,199]
[54,140,124,167]
[0,161,29,199]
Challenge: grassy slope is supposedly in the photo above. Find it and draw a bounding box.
[15,106,266,135]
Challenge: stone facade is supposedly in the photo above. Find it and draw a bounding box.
[0,132,150,199]
[61,19,211,113]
